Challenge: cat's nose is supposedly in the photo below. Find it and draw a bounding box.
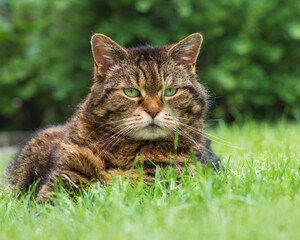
[146,107,161,118]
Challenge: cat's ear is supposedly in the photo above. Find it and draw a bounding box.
[91,34,128,77]
[167,33,203,73]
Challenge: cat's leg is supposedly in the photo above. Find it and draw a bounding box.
[36,143,106,202]
[36,171,92,203]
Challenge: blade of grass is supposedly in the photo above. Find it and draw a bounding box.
[162,77,179,163]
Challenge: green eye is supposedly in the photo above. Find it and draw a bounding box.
[124,88,141,98]
[164,88,178,97]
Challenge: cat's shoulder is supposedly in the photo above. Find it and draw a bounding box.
[18,124,69,155]
[32,124,68,142]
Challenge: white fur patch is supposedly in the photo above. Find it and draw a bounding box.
[127,110,175,140]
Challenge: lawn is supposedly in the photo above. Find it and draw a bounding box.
[0,121,299,240]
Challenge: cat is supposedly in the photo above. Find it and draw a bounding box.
[5,33,219,201]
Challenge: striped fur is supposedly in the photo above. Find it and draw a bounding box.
[5,33,219,201]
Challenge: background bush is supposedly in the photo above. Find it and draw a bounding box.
[0,0,299,130]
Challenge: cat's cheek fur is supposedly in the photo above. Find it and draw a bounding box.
[167,97,194,116]
[91,93,139,119]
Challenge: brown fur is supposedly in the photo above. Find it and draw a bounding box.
[5,33,219,201]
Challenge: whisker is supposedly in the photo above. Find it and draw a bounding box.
[94,129,129,159]
[178,127,230,155]
[177,121,242,149]
[164,125,231,156]
[103,127,134,153]
[83,117,136,141]
[99,126,131,148]
[164,125,200,151]
[97,127,133,158]
[90,122,129,144]
[82,116,135,126]
[176,117,225,122]
[86,118,142,144]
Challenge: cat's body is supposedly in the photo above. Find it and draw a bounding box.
[6,33,219,201]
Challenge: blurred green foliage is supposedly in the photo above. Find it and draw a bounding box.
[0,0,299,130]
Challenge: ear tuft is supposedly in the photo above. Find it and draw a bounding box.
[91,34,128,77]
[168,33,203,73]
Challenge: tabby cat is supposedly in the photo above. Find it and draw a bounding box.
[5,33,219,201]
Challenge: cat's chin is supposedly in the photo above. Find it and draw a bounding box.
[130,125,171,141]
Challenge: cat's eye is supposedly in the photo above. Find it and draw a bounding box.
[163,88,178,97]
[124,88,141,98]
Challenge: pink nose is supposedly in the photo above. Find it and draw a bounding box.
[146,107,161,118]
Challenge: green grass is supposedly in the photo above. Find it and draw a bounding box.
[0,121,299,240]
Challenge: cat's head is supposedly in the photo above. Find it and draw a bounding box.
[86,33,207,141]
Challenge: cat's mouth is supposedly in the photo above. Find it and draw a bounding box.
[130,122,171,140]
[147,122,160,132]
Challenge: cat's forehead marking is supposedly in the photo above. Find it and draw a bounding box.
[136,60,163,95]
